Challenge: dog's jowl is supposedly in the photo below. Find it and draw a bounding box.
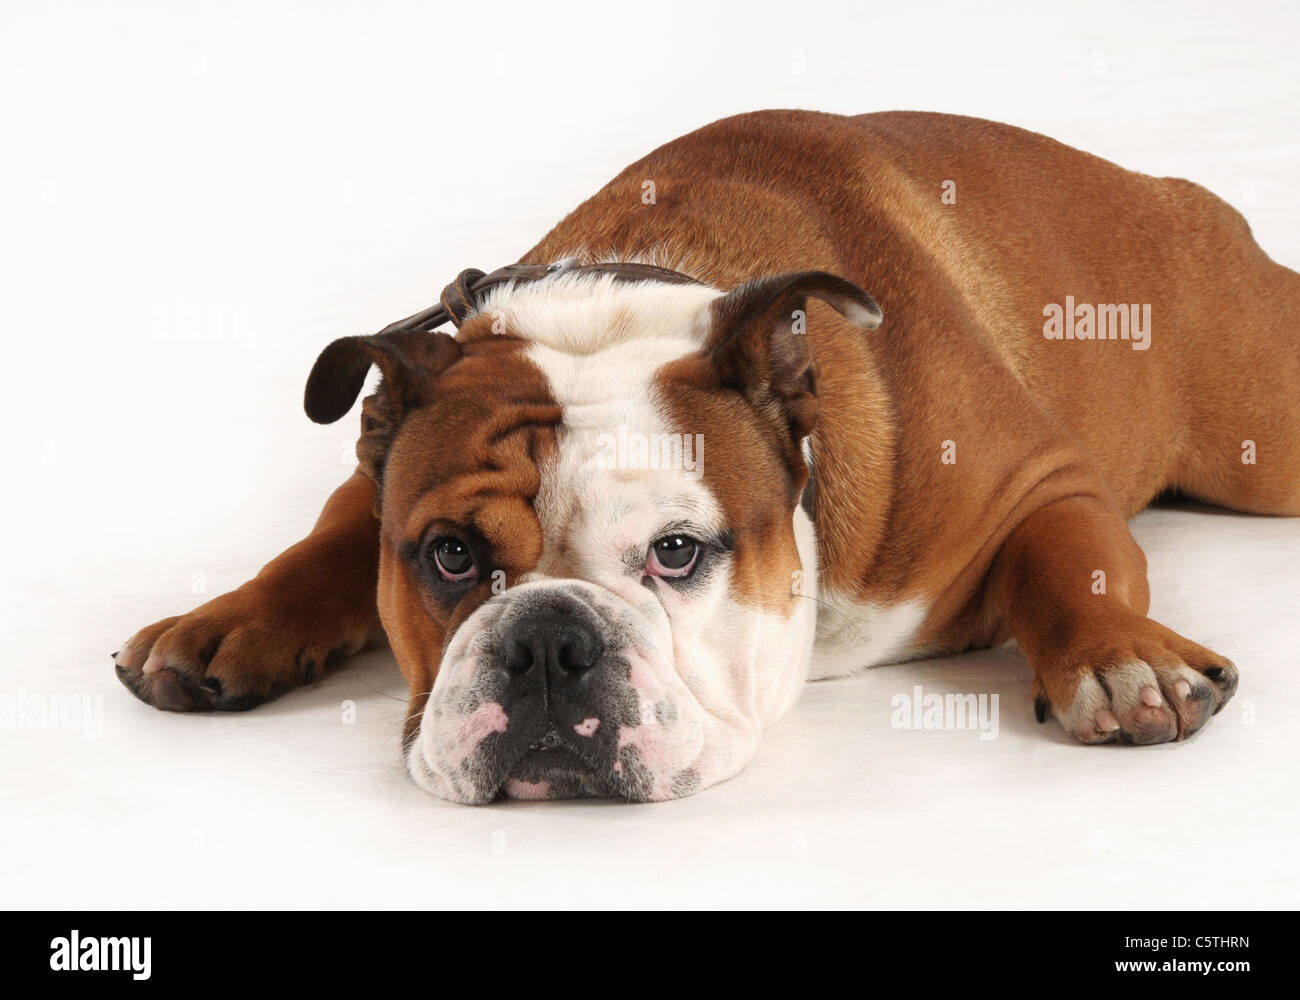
[115,111,1299,803]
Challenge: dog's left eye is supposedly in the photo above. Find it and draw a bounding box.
[429,537,477,582]
[646,534,700,578]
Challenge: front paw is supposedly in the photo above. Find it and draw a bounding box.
[114,588,367,712]
[1033,620,1239,745]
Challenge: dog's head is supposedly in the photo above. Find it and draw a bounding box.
[305,268,880,803]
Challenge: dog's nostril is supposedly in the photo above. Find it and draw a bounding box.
[500,610,603,678]
[505,641,535,675]
[558,638,601,673]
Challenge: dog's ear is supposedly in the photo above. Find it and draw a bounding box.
[304,329,461,424]
[703,271,881,441]
[304,329,462,485]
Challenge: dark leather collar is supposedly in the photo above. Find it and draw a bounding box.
[375,259,706,336]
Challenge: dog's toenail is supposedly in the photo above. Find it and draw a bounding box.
[1033,691,1050,723]
[1096,709,1121,732]
[142,653,165,675]
[200,677,222,695]
[1174,679,1192,700]
[1140,685,1162,707]
[1205,666,1226,681]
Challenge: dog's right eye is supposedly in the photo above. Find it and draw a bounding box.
[429,537,477,582]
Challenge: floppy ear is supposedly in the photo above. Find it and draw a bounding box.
[705,271,881,441]
[304,329,462,485]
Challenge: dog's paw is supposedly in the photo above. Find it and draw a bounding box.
[1032,620,1239,745]
[114,587,368,712]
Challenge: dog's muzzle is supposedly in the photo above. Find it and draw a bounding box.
[408,582,702,804]
[489,597,627,796]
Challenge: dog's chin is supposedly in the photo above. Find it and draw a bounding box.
[495,728,632,802]
[410,721,665,805]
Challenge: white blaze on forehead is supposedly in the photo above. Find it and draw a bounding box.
[481,274,730,581]
[506,276,819,738]
[475,271,722,356]
[526,331,727,580]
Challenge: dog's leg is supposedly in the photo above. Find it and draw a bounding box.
[115,471,381,711]
[988,494,1239,744]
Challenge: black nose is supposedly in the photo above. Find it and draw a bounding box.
[502,610,604,677]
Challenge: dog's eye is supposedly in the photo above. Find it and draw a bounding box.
[646,534,700,578]
[429,537,477,582]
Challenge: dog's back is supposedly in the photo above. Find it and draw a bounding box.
[525,109,1300,521]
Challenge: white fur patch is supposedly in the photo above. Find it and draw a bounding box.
[521,297,727,584]
[475,270,721,357]
[810,591,930,679]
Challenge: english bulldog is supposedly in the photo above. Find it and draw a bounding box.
[115,110,1299,803]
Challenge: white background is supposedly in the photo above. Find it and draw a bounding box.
[2,0,1297,908]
